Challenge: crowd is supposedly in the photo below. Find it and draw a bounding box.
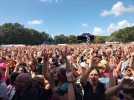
[0,43,134,100]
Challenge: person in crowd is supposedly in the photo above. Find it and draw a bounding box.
[7,72,19,100]
[0,70,8,100]
[0,43,133,100]
[36,57,44,75]
[12,73,48,100]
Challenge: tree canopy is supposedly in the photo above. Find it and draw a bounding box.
[0,23,51,45]
[109,26,134,42]
[0,23,134,45]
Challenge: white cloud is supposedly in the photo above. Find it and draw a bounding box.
[93,27,104,35]
[81,23,89,27]
[112,1,125,16]
[107,23,117,33]
[92,20,134,35]
[28,19,44,25]
[118,20,130,28]
[101,1,134,16]
[40,0,60,3]
[40,0,52,3]
[107,20,134,33]
[101,10,112,16]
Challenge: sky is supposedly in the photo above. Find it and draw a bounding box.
[0,0,134,36]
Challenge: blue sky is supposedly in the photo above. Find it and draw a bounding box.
[0,0,134,36]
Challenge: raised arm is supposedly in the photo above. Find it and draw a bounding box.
[105,84,121,99]
[113,60,123,78]
[61,46,72,72]
[5,63,10,79]
[105,78,134,99]
[129,52,134,67]
[80,53,94,85]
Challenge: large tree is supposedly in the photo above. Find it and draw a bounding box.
[54,34,68,44]
[109,26,134,42]
[0,23,48,45]
[67,35,78,44]
[95,36,109,43]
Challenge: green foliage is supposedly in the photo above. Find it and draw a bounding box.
[109,26,134,42]
[0,23,79,45]
[0,23,48,45]
[54,34,68,44]
[95,36,109,43]
[67,35,78,44]
[0,23,133,45]
[54,34,78,44]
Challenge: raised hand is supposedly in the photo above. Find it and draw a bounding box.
[119,78,134,90]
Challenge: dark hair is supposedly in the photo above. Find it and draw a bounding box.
[10,72,19,85]
[17,66,28,73]
[32,77,44,88]
[52,58,59,67]
[16,63,28,73]
[90,67,101,77]
[19,63,27,66]
[57,68,67,82]
[37,57,42,63]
